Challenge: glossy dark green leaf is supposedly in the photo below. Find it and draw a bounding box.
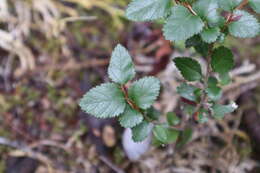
[176,128,193,148]
[211,46,234,75]
[146,107,161,121]
[173,57,202,81]
[185,35,209,57]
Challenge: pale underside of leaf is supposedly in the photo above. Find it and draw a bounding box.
[228,10,260,38]
[200,27,220,43]
[249,0,260,13]
[79,83,126,118]
[163,5,204,42]
[126,0,171,21]
[193,0,223,26]
[108,44,136,84]
[218,0,242,11]
[128,76,160,109]
[119,105,143,128]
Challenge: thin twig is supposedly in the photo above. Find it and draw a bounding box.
[99,155,125,173]
[0,137,54,173]
[236,0,249,10]
[194,44,214,115]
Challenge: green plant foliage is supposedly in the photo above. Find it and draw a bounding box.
[108,44,136,84]
[177,83,198,102]
[211,46,234,75]
[185,35,209,57]
[193,0,223,26]
[132,121,153,142]
[211,102,238,119]
[126,0,172,21]
[228,10,260,38]
[219,73,232,85]
[176,128,193,148]
[206,84,222,101]
[79,0,260,144]
[249,0,260,13]
[218,0,242,11]
[128,77,160,109]
[153,125,168,143]
[119,105,143,128]
[153,125,179,144]
[163,5,204,42]
[79,83,126,118]
[206,77,222,101]
[173,57,202,81]
[200,27,220,43]
[167,112,180,126]
[146,107,160,120]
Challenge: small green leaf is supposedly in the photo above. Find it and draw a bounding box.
[228,10,260,38]
[163,5,204,42]
[167,112,180,126]
[200,27,220,43]
[132,121,153,142]
[217,33,226,43]
[126,0,172,21]
[177,83,197,102]
[183,104,196,115]
[128,77,160,109]
[108,44,135,84]
[206,86,222,101]
[176,128,193,148]
[193,0,223,26]
[218,0,242,11]
[211,46,234,75]
[206,76,222,101]
[198,109,209,123]
[153,125,168,143]
[119,105,143,128]
[249,0,260,13]
[208,76,218,86]
[185,35,209,57]
[166,129,179,143]
[211,102,238,119]
[79,83,126,118]
[146,107,161,121]
[219,73,232,85]
[153,125,179,144]
[173,57,202,81]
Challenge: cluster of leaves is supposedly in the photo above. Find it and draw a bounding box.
[79,45,161,142]
[79,0,260,144]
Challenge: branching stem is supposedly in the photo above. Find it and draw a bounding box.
[193,44,214,117]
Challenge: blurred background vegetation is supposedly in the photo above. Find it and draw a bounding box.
[0,0,260,172]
